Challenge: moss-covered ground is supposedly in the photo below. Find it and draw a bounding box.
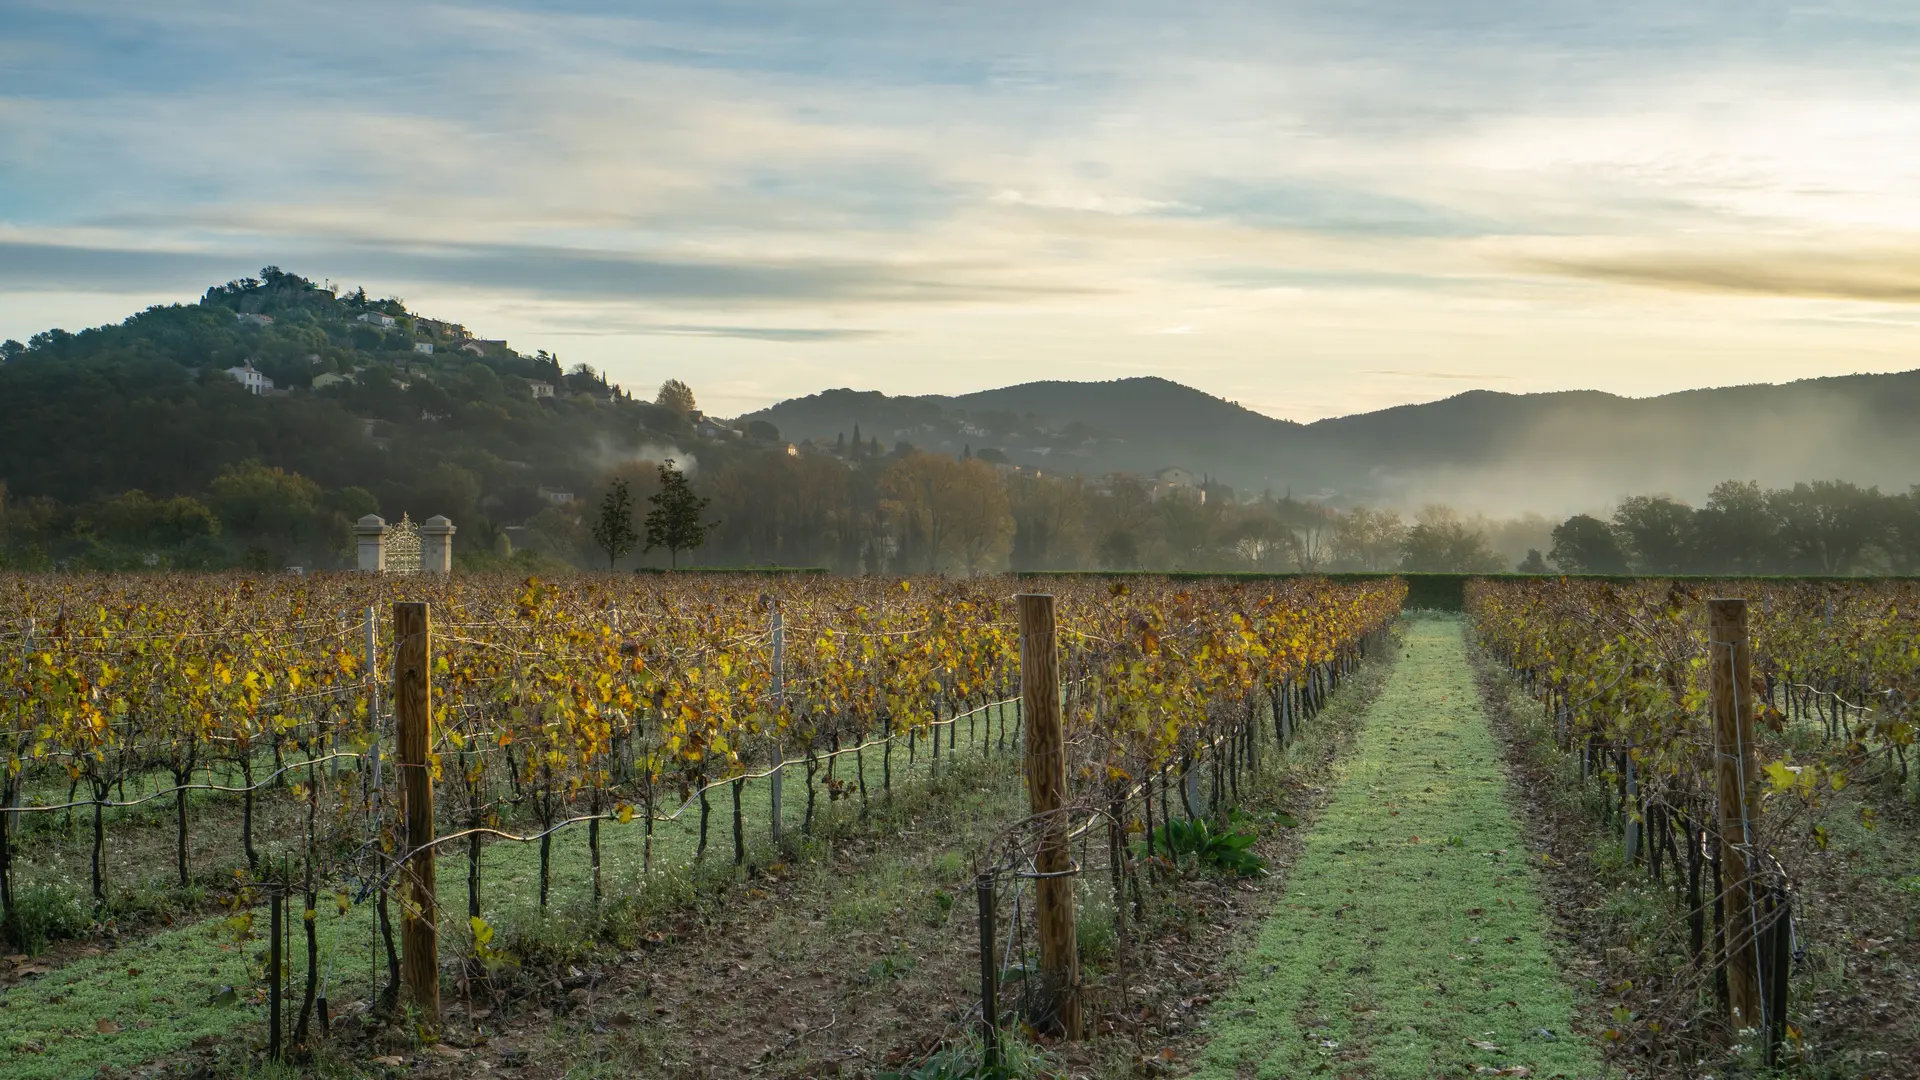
[1193,615,1600,1079]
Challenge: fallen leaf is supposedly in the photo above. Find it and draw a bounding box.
[1468,1039,1503,1052]
[96,1019,121,1034]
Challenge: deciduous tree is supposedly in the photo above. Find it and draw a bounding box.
[1548,514,1629,574]
[591,478,640,569]
[655,379,697,419]
[644,459,713,569]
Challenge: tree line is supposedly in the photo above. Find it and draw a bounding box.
[1546,480,1920,576]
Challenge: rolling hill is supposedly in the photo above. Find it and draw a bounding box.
[740,369,1920,512]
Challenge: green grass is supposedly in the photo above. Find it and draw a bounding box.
[0,898,372,1079]
[1192,615,1600,1079]
[0,700,1023,1076]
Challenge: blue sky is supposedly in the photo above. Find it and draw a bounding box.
[4,1,1919,418]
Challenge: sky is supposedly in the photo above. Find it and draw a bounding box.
[3,1,1919,420]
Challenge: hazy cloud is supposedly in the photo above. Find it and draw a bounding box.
[0,240,1095,307]
[1517,248,1920,304]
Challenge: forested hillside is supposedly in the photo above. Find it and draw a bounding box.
[0,269,739,570]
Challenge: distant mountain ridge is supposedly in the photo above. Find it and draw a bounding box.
[740,370,1920,513]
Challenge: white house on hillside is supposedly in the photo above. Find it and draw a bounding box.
[1146,466,1204,503]
[357,311,397,328]
[413,342,434,354]
[225,362,274,395]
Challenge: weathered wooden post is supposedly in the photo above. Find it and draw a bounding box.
[1017,593,1081,1039]
[394,601,439,1022]
[1709,598,1763,1031]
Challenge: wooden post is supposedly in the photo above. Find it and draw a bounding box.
[977,876,1000,1071]
[1018,593,1081,1039]
[1709,598,1763,1031]
[394,601,439,1023]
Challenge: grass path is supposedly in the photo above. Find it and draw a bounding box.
[1193,616,1599,1079]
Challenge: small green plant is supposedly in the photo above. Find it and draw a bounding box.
[470,915,520,978]
[8,883,90,954]
[924,888,956,926]
[1139,814,1267,877]
[877,1032,1049,1080]
[1076,896,1116,966]
[880,1049,1003,1080]
[867,949,919,982]
[1897,875,1920,940]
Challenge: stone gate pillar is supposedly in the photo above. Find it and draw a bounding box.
[355,515,388,572]
[421,515,456,575]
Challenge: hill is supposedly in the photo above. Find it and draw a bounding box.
[741,371,1920,510]
[0,268,753,569]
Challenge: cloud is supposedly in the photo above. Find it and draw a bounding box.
[0,239,1098,308]
[1516,246,1920,303]
[1161,179,1497,238]
[560,323,888,343]
[0,240,251,293]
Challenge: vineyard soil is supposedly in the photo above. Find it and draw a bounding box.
[1194,615,1600,1079]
